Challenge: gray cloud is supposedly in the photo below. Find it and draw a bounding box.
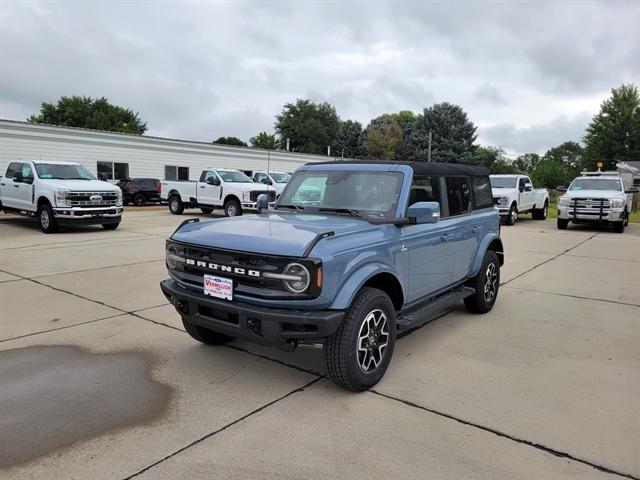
[0,0,637,153]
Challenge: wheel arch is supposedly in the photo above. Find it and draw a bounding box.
[37,195,51,207]
[329,263,405,311]
[469,234,504,278]
[223,194,240,205]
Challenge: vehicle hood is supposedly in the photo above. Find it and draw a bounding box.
[561,190,626,199]
[40,179,120,192]
[234,182,276,191]
[491,187,517,197]
[171,212,379,257]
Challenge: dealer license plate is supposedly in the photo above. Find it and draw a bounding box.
[203,274,233,301]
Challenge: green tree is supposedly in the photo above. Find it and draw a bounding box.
[332,120,363,159]
[583,84,640,170]
[275,99,341,154]
[530,157,575,189]
[213,136,248,147]
[473,146,516,173]
[544,141,584,170]
[250,132,279,150]
[512,153,541,175]
[362,117,404,160]
[407,102,477,163]
[28,96,147,134]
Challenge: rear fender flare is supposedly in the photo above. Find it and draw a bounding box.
[469,234,504,277]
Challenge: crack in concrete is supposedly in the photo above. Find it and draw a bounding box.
[503,286,640,308]
[370,390,638,480]
[122,376,324,480]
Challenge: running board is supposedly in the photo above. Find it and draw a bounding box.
[397,287,475,331]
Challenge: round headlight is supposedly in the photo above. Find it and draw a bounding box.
[166,243,180,269]
[282,263,310,294]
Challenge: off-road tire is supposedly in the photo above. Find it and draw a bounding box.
[557,218,569,230]
[182,317,234,345]
[224,199,242,217]
[464,250,500,314]
[169,195,184,215]
[200,207,214,214]
[324,287,396,392]
[38,203,58,233]
[133,194,146,206]
[102,223,119,230]
[532,201,548,220]
[613,220,625,234]
[505,204,518,225]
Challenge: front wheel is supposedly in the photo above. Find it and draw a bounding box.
[505,204,518,225]
[324,287,396,392]
[102,222,119,230]
[464,250,500,314]
[557,218,569,230]
[182,318,234,345]
[38,203,58,233]
[169,195,184,215]
[224,199,242,217]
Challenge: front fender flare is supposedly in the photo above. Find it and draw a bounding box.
[469,233,504,278]
[328,262,403,310]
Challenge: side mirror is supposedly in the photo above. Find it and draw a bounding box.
[625,187,639,193]
[207,177,220,186]
[13,172,24,183]
[24,176,34,185]
[407,201,440,224]
[525,185,532,192]
[256,193,269,213]
[556,186,567,192]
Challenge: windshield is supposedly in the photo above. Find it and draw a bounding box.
[271,173,290,184]
[490,176,517,188]
[34,163,96,180]
[569,178,622,191]
[278,170,403,218]
[217,170,253,183]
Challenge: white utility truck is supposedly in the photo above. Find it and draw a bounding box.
[161,168,276,217]
[490,174,549,225]
[0,160,123,233]
[251,171,291,197]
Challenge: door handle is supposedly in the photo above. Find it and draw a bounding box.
[0,183,5,186]
[14,184,20,188]
[199,186,205,188]
[441,234,454,242]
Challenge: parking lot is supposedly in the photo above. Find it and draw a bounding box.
[1,210,638,480]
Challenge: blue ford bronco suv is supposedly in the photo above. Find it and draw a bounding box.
[161,161,503,391]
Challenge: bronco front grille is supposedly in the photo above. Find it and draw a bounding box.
[67,191,118,207]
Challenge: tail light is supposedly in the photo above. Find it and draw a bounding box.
[156,180,161,193]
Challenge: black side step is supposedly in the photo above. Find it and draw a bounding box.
[396,286,475,331]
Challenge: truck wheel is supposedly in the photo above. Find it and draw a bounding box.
[532,201,548,220]
[133,194,146,206]
[557,218,569,230]
[505,204,518,225]
[623,209,629,227]
[224,199,242,217]
[169,195,184,215]
[102,223,119,230]
[464,250,500,314]
[200,207,214,214]
[38,203,58,233]
[613,220,625,234]
[324,287,396,392]
[182,318,233,345]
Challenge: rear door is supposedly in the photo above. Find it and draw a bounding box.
[197,170,221,206]
[0,162,25,209]
[444,176,478,283]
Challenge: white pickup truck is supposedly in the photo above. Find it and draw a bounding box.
[251,171,291,197]
[161,168,276,217]
[490,174,549,225]
[0,160,123,233]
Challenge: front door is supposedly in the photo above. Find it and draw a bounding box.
[198,170,221,206]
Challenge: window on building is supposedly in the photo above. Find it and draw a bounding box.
[472,176,493,209]
[165,165,189,181]
[97,161,129,180]
[445,176,471,216]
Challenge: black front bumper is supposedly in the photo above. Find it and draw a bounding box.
[56,215,122,226]
[160,279,344,350]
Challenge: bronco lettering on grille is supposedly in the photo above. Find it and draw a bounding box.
[185,258,261,277]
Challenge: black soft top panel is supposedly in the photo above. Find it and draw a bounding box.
[307,160,489,176]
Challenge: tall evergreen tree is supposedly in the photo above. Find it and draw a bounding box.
[275,99,340,154]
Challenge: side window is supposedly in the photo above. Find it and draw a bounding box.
[518,177,526,189]
[97,161,114,180]
[21,164,34,180]
[199,170,216,182]
[254,173,267,183]
[445,176,471,216]
[472,176,493,209]
[409,175,441,207]
[6,162,21,179]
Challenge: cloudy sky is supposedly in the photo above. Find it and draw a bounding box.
[1,0,638,155]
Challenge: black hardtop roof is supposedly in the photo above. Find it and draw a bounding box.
[307,160,490,176]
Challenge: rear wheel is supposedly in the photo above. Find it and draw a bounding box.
[182,318,233,345]
[324,287,396,392]
[169,195,184,215]
[102,222,119,230]
[224,199,242,217]
[200,207,214,214]
[532,201,548,220]
[464,250,500,314]
[38,203,58,233]
[613,220,625,234]
[505,204,518,225]
[133,193,146,206]
[557,218,569,230]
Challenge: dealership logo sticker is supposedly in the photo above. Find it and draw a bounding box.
[204,275,233,301]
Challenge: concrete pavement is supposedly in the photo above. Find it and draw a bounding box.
[1,210,638,479]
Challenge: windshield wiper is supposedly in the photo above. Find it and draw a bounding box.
[318,208,361,217]
[62,177,92,180]
[278,204,304,211]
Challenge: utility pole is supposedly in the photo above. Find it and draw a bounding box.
[286,138,290,151]
[427,130,432,162]
[327,145,331,157]
[341,149,344,160]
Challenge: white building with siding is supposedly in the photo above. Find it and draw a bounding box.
[0,119,336,181]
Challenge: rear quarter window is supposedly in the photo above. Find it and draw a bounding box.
[472,176,493,209]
